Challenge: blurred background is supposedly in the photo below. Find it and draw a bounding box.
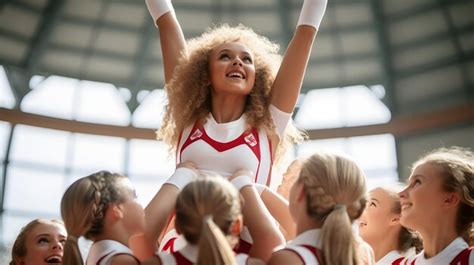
[0,0,473,260]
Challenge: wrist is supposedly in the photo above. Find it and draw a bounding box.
[165,167,197,190]
[145,0,175,26]
[231,175,254,191]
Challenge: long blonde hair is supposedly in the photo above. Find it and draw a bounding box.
[298,153,367,265]
[60,171,129,265]
[175,176,242,265]
[158,24,305,161]
[412,146,474,238]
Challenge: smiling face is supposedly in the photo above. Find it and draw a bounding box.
[359,188,399,246]
[20,221,67,265]
[398,162,452,232]
[208,42,256,97]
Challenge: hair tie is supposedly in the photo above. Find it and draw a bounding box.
[333,204,347,211]
[203,214,213,224]
[67,235,78,243]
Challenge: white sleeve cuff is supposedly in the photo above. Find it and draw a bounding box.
[145,0,175,26]
[269,104,292,138]
[296,0,328,30]
[231,175,254,191]
[165,167,197,190]
[254,184,267,196]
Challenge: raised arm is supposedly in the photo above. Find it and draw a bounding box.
[146,0,187,84]
[230,170,285,262]
[270,0,327,113]
[135,162,198,260]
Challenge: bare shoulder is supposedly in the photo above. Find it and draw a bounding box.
[268,249,304,265]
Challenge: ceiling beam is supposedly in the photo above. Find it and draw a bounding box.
[23,0,65,71]
[1,102,472,140]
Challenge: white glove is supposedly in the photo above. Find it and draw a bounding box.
[145,0,175,26]
[297,0,328,30]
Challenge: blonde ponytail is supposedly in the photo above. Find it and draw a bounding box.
[321,205,357,265]
[197,216,237,265]
[62,236,83,265]
[298,153,367,265]
[175,177,241,265]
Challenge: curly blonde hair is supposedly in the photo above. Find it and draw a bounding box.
[158,24,305,159]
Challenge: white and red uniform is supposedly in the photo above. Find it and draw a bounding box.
[86,240,139,265]
[156,243,259,265]
[177,104,290,186]
[284,229,322,265]
[161,105,291,254]
[377,250,408,265]
[407,237,473,265]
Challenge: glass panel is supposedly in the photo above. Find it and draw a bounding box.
[365,170,399,190]
[296,134,399,187]
[347,134,397,169]
[71,133,125,173]
[132,177,164,207]
[21,75,77,119]
[295,85,391,129]
[0,122,11,160]
[132,89,167,129]
[0,66,16,109]
[4,166,65,215]
[343,86,391,126]
[76,80,130,126]
[10,125,70,167]
[297,138,347,158]
[129,139,174,176]
[2,214,42,245]
[295,88,343,129]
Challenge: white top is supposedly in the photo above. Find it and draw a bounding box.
[177,104,291,187]
[86,240,137,265]
[408,237,473,265]
[285,229,321,265]
[377,250,406,265]
[156,243,260,265]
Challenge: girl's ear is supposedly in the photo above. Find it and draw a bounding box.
[107,204,124,221]
[230,215,243,236]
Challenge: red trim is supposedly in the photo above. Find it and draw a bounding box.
[112,253,140,264]
[265,136,273,186]
[284,245,321,264]
[176,130,184,164]
[234,238,252,254]
[450,247,473,265]
[96,251,114,265]
[180,123,260,158]
[285,248,307,264]
[162,236,177,253]
[173,251,193,265]
[412,247,473,265]
[392,257,404,265]
[302,245,322,264]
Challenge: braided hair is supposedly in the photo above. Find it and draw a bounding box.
[60,171,128,265]
[297,152,367,265]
